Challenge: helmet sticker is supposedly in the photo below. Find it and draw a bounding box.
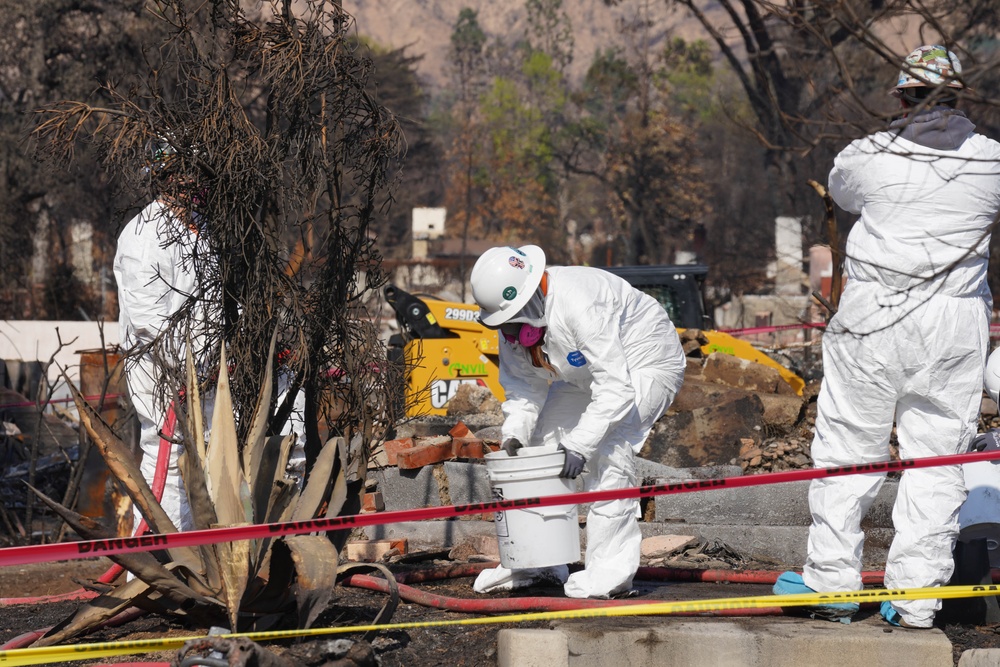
[502,286,517,300]
[567,351,587,367]
[508,256,525,269]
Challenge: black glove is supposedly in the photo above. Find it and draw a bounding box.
[558,444,586,479]
[973,429,1000,453]
[501,438,523,457]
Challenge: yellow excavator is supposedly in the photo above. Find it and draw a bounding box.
[386,265,804,417]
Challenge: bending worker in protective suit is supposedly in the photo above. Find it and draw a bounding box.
[114,142,210,533]
[469,245,686,599]
[774,45,1000,628]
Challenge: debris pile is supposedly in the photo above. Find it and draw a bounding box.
[642,329,810,469]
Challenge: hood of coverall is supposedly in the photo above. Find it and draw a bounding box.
[889,107,975,151]
[503,285,547,328]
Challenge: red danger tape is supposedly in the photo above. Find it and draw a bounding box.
[2,448,999,567]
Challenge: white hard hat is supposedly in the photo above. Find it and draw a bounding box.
[471,245,546,327]
[986,347,1000,405]
[893,45,964,93]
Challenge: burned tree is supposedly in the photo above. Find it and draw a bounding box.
[27,0,404,640]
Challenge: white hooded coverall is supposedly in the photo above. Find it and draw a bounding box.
[806,110,1000,627]
[495,266,686,598]
[114,199,205,533]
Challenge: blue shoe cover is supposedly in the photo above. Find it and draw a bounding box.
[773,571,812,596]
[772,571,858,624]
[881,601,904,626]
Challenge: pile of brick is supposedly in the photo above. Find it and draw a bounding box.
[380,421,500,470]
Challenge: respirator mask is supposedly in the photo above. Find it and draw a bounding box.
[499,286,547,347]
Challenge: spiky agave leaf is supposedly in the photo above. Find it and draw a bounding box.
[205,344,254,630]
[180,338,224,596]
[244,326,279,484]
[289,436,340,520]
[66,374,211,580]
[36,575,158,647]
[247,433,296,576]
[43,353,373,642]
[284,535,340,628]
[280,437,349,626]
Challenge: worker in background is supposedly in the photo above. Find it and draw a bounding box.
[774,45,1000,628]
[469,245,686,599]
[114,137,211,533]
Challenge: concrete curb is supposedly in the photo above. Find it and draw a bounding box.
[498,617,954,667]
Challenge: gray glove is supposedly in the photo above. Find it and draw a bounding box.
[973,429,1000,453]
[501,438,523,457]
[558,444,585,479]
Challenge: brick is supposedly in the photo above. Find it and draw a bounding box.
[397,440,455,469]
[345,538,407,562]
[361,491,384,513]
[452,436,486,459]
[384,437,414,466]
[449,421,472,438]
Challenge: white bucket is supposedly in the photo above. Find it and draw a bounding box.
[484,445,581,569]
[960,461,1000,568]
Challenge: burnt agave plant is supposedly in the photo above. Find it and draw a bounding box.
[28,335,374,645]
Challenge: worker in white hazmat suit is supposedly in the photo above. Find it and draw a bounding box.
[469,245,686,599]
[774,45,1000,628]
[115,189,207,533]
[114,139,210,530]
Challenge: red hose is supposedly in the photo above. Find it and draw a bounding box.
[340,573,783,617]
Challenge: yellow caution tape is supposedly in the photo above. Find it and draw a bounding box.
[2,584,997,666]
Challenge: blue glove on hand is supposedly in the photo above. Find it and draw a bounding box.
[973,429,1000,453]
[558,444,585,479]
[501,438,523,457]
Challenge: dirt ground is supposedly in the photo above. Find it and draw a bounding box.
[2,557,1000,666]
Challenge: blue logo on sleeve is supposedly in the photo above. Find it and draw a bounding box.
[567,351,587,367]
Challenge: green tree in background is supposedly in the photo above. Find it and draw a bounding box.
[563,31,711,265]
[526,0,575,75]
